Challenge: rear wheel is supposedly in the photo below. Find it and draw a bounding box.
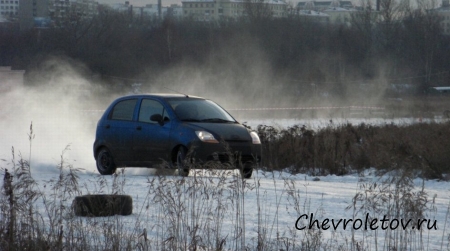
[176,147,190,177]
[96,148,117,175]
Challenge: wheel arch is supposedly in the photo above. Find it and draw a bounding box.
[93,138,112,160]
[94,145,107,160]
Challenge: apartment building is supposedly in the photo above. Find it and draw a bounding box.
[133,4,168,19]
[0,0,19,18]
[48,0,98,24]
[170,4,183,19]
[182,0,216,21]
[108,0,132,12]
[182,0,288,21]
[297,0,353,11]
[17,0,98,29]
[295,0,356,25]
[48,0,70,21]
[19,0,49,30]
[107,2,182,20]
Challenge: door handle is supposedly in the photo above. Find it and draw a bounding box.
[136,126,142,130]
[105,124,110,129]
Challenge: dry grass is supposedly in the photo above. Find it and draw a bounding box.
[257,121,450,179]
[0,122,449,250]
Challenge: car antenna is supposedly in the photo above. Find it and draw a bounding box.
[164,87,189,98]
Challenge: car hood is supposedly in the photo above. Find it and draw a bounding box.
[185,122,252,141]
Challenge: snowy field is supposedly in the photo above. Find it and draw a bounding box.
[12,165,450,251]
[1,116,450,250]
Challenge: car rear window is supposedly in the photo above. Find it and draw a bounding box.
[110,99,137,121]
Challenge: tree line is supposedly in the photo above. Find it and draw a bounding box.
[0,2,449,99]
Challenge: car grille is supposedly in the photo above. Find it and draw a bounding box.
[225,140,250,143]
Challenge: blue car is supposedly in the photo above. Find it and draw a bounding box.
[93,94,261,178]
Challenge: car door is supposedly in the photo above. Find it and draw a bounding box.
[133,98,172,164]
[103,98,138,163]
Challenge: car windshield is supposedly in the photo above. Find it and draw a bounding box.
[168,99,236,123]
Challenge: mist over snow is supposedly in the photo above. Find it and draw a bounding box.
[0,55,442,175]
[1,54,450,250]
[0,57,111,173]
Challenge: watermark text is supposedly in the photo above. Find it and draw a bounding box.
[295,213,437,231]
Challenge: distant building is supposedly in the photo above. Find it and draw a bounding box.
[48,0,71,21]
[297,0,353,11]
[182,0,217,21]
[169,4,183,19]
[48,0,98,24]
[108,0,132,13]
[106,1,181,20]
[295,0,357,24]
[135,4,159,18]
[133,4,168,20]
[0,0,19,19]
[17,0,98,30]
[19,0,49,30]
[181,0,288,21]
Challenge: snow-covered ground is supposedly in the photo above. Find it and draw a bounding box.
[8,165,449,250]
[1,109,449,250]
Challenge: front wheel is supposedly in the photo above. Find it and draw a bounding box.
[176,147,190,177]
[96,148,117,175]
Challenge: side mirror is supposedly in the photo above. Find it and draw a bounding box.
[150,114,163,125]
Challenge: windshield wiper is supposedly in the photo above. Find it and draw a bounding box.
[200,118,235,123]
[181,118,201,122]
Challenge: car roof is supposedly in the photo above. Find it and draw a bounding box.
[118,93,205,100]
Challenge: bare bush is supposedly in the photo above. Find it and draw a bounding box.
[257,121,450,179]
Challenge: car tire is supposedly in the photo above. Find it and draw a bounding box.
[72,194,133,217]
[240,162,253,179]
[176,147,190,177]
[96,148,117,175]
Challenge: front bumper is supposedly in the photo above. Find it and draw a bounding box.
[188,140,261,167]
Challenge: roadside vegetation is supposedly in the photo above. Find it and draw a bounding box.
[1,121,449,250]
[256,120,450,179]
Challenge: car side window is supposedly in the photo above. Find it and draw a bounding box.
[110,99,137,121]
[138,99,165,123]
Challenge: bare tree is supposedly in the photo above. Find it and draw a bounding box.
[370,0,413,81]
[350,0,378,73]
[243,0,273,21]
[402,9,442,87]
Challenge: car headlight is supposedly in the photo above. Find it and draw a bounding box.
[195,131,219,143]
[250,131,261,144]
